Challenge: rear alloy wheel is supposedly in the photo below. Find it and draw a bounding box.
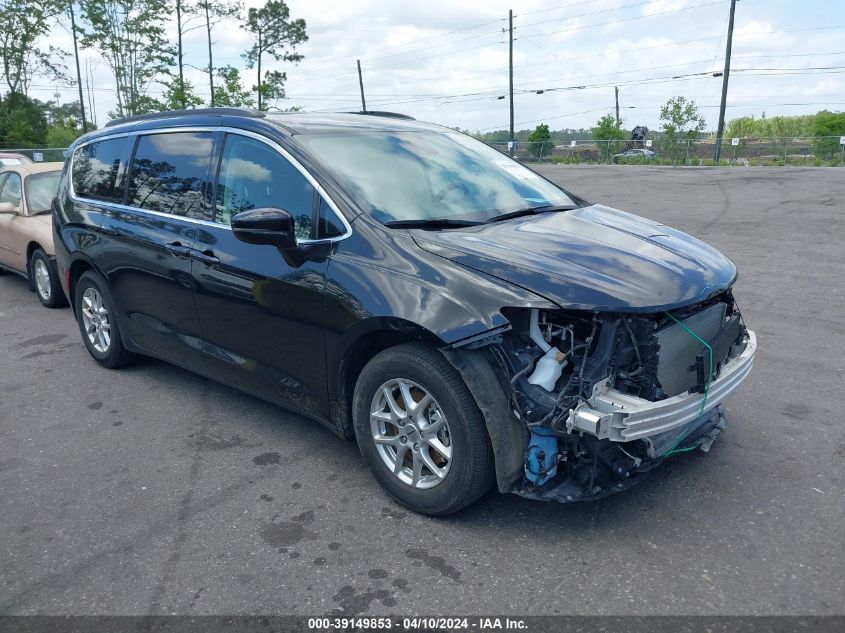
[29,249,67,308]
[74,271,134,368]
[353,342,494,516]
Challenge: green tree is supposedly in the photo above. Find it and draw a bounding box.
[211,65,255,108]
[527,123,551,159]
[242,0,307,111]
[726,115,757,139]
[591,113,627,161]
[660,96,706,163]
[80,0,174,117]
[0,92,49,145]
[46,121,83,147]
[195,0,243,106]
[0,0,67,96]
[812,110,845,159]
[166,0,242,109]
[161,75,204,110]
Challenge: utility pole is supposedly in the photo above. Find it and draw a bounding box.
[508,9,514,152]
[86,59,98,128]
[176,0,185,109]
[68,1,88,133]
[615,86,620,126]
[357,59,367,113]
[714,0,737,162]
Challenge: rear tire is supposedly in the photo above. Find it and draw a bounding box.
[352,342,495,516]
[30,249,67,308]
[74,271,134,368]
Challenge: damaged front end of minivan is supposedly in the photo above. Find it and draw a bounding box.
[463,291,756,503]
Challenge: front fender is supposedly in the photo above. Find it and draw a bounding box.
[322,225,553,434]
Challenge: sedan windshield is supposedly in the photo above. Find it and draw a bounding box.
[297,131,575,224]
[25,171,61,213]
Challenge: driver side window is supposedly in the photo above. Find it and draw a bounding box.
[0,173,22,208]
[215,134,315,241]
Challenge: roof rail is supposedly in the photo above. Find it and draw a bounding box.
[104,107,266,128]
[349,111,416,120]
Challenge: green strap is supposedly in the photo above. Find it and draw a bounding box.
[661,311,714,457]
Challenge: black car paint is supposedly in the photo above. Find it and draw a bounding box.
[53,111,738,479]
[414,203,737,313]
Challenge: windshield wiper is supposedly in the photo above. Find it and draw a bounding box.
[486,204,577,224]
[31,209,51,215]
[383,218,484,229]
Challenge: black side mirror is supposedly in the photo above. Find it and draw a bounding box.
[231,207,297,249]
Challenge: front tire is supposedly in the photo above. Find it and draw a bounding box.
[353,342,495,516]
[30,249,67,308]
[74,271,134,368]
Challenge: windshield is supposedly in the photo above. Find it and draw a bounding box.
[25,171,61,213]
[297,131,575,224]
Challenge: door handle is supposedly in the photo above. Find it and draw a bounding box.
[191,249,220,266]
[165,242,192,258]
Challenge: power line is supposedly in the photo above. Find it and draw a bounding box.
[517,0,728,40]
[516,0,697,31]
[303,0,731,83]
[302,19,505,70]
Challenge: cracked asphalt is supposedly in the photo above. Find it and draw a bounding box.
[1,166,843,616]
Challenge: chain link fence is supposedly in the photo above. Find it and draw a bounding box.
[0,146,68,163]
[4,137,844,168]
[488,136,845,166]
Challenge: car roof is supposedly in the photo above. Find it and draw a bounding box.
[264,112,447,135]
[0,162,64,176]
[83,108,447,142]
[0,152,33,159]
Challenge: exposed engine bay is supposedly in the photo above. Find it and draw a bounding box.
[483,291,756,502]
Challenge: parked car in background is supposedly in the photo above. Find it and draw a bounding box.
[612,148,656,162]
[0,162,67,308]
[54,109,755,515]
[0,153,34,168]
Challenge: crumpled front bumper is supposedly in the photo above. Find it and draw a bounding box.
[569,330,757,442]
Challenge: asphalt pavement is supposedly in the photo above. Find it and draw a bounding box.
[1,166,843,616]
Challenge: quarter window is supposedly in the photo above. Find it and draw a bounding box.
[318,198,345,239]
[128,132,216,219]
[215,134,315,240]
[72,137,127,202]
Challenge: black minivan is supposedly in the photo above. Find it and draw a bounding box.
[54,108,756,515]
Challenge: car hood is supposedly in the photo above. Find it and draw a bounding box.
[413,204,737,312]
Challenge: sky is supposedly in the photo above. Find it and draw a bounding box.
[31,0,845,133]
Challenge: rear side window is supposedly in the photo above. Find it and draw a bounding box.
[0,173,22,207]
[25,171,62,213]
[215,134,315,240]
[72,137,127,202]
[127,132,216,219]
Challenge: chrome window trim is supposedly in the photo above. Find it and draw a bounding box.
[68,126,353,244]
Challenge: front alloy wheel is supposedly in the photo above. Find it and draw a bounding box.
[370,378,452,489]
[353,342,495,516]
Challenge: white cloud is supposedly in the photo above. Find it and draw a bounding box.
[642,0,689,17]
[20,0,845,134]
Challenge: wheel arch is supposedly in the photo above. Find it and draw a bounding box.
[440,346,528,493]
[331,318,446,438]
[66,258,95,316]
[333,321,527,493]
